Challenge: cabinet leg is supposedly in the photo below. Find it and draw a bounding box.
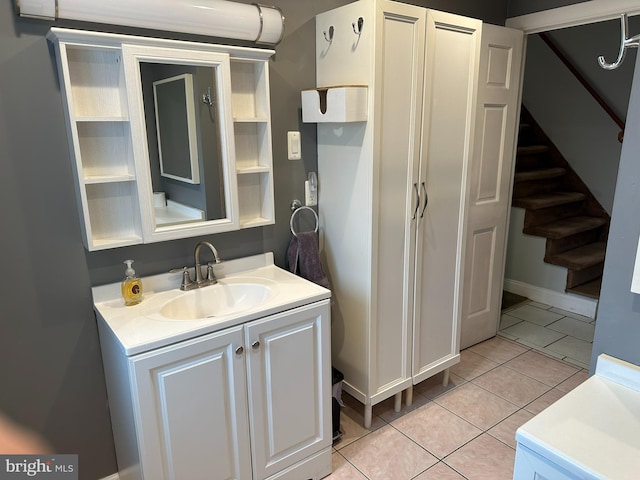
[364,404,372,429]
[394,392,402,413]
[405,385,414,407]
[442,368,450,387]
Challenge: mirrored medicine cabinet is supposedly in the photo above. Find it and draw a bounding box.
[47,28,275,250]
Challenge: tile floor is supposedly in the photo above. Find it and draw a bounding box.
[326,335,590,480]
[498,301,595,369]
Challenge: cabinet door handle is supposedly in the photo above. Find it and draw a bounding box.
[412,183,420,220]
[251,340,260,350]
[420,182,428,218]
[235,346,244,355]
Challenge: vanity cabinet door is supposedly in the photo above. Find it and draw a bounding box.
[245,301,331,480]
[130,326,251,480]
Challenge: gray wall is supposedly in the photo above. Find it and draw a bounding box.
[591,53,640,369]
[0,0,507,478]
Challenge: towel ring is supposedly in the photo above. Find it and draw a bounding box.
[290,205,319,237]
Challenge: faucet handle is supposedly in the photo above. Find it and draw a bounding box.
[206,262,218,284]
[169,266,194,290]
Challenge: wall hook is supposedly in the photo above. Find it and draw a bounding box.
[323,25,334,43]
[353,17,364,35]
[202,86,213,106]
[598,13,640,70]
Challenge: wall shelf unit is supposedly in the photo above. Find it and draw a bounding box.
[230,58,274,228]
[48,28,276,249]
[55,41,141,250]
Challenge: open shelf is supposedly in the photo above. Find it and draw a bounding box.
[66,46,128,119]
[85,182,141,249]
[238,172,274,228]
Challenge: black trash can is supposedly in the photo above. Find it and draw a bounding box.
[331,367,344,443]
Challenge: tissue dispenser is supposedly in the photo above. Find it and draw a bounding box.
[302,86,368,123]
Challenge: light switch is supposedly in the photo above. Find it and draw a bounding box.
[288,131,301,160]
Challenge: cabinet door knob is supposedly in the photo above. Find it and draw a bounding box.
[251,340,260,350]
[235,345,244,355]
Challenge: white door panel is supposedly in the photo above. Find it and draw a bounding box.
[461,23,524,349]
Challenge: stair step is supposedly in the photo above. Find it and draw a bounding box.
[524,216,608,239]
[513,192,585,210]
[514,167,566,183]
[545,241,607,269]
[517,145,550,156]
[566,263,604,289]
[566,277,602,299]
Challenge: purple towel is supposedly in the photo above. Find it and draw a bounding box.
[287,231,330,289]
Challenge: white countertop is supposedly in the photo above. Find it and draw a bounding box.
[92,253,331,356]
[516,354,640,479]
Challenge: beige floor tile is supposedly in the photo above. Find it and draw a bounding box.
[548,307,594,323]
[501,320,566,347]
[415,462,466,479]
[499,313,523,330]
[392,401,482,459]
[434,383,518,430]
[468,336,529,364]
[488,409,535,449]
[444,433,516,480]
[524,388,566,415]
[374,390,431,424]
[556,369,590,393]
[504,350,579,386]
[339,425,437,480]
[546,335,593,365]
[546,317,595,342]
[450,350,499,380]
[335,395,386,450]
[325,452,368,479]
[506,304,564,326]
[471,365,550,407]
[414,371,466,400]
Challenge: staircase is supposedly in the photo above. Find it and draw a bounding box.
[512,107,610,299]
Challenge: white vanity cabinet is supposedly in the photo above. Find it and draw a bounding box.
[312,0,481,427]
[47,28,275,250]
[99,299,332,480]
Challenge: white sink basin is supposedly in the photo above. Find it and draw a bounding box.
[160,280,275,320]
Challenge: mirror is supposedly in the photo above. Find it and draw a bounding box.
[152,73,200,185]
[124,44,239,241]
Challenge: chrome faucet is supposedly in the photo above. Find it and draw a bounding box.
[170,241,222,290]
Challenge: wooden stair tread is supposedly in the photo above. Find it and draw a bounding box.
[514,167,566,183]
[512,192,585,210]
[545,241,606,269]
[517,145,550,156]
[524,216,608,239]
[566,277,602,299]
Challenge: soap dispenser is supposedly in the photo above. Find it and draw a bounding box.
[121,260,143,306]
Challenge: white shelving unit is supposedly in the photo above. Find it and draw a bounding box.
[48,28,276,250]
[57,44,142,250]
[230,59,274,228]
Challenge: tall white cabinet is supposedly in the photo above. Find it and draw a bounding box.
[311,0,481,427]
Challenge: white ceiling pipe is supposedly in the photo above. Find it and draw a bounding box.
[16,0,285,44]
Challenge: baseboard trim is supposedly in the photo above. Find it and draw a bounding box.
[99,474,119,480]
[504,278,597,318]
